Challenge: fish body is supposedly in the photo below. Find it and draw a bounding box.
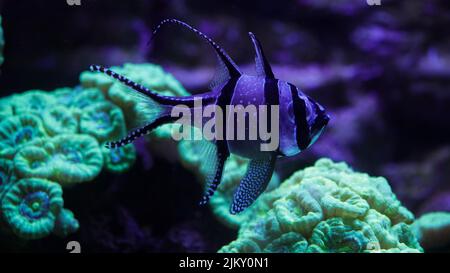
[90,19,329,214]
[226,75,268,159]
[225,75,328,159]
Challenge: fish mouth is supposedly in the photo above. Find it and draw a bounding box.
[317,112,330,127]
[310,112,330,138]
[323,114,330,125]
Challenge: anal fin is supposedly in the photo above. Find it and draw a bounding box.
[230,154,277,214]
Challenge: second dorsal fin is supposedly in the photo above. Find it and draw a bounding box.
[151,19,242,89]
[248,32,274,79]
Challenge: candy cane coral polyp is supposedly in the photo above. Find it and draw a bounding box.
[1,178,63,240]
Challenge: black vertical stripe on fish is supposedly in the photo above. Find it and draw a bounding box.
[289,84,310,150]
[219,76,240,105]
[263,78,280,152]
[216,76,240,132]
[105,116,176,149]
[217,76,240,138]
[223,76,243,141]
[198,77,239,204]
[198,140,229,205]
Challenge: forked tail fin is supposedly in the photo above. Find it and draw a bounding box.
[89,65,176,149]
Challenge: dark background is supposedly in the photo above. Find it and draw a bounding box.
[0,0,449,252]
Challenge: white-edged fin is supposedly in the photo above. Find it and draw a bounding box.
[89,65,182,105]
[248,32,274,79]
[198,140,230,205]
[230,154,277,214]
[105,116,173,149]
[151,19,241,90]
[89,65,174,149]
[209,54,233,90]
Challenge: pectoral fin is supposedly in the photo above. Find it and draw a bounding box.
[230,154,277,214]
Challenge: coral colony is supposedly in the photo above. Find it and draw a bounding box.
[0,62,186,240]
[219,159,422,253]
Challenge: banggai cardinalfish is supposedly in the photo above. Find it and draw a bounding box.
[90,19,330,214]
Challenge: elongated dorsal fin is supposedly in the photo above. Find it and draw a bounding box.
[248,32,274,79]
[151,19,241,89]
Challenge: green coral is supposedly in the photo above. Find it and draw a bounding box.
[177,127,206,171]
[0,62,186,241]
[52,87,78,107]
[412,212,450,250]
[11,90,57,116]
[1,178,63,240]
[102,144,136,173]
[0,114,48,158]
[80,101,126,143]
[219,158,423,253]
[307,217,368,252]
[0,159,16,202]
[0,97,13,120]
[14,134,103,186]
[80,69,116,95]
[67,88,106,119]
[72,87,105,108]
[53,208,80,238]
[52,87,107,121]
[41,106,78,136]
[0,141,16,159]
